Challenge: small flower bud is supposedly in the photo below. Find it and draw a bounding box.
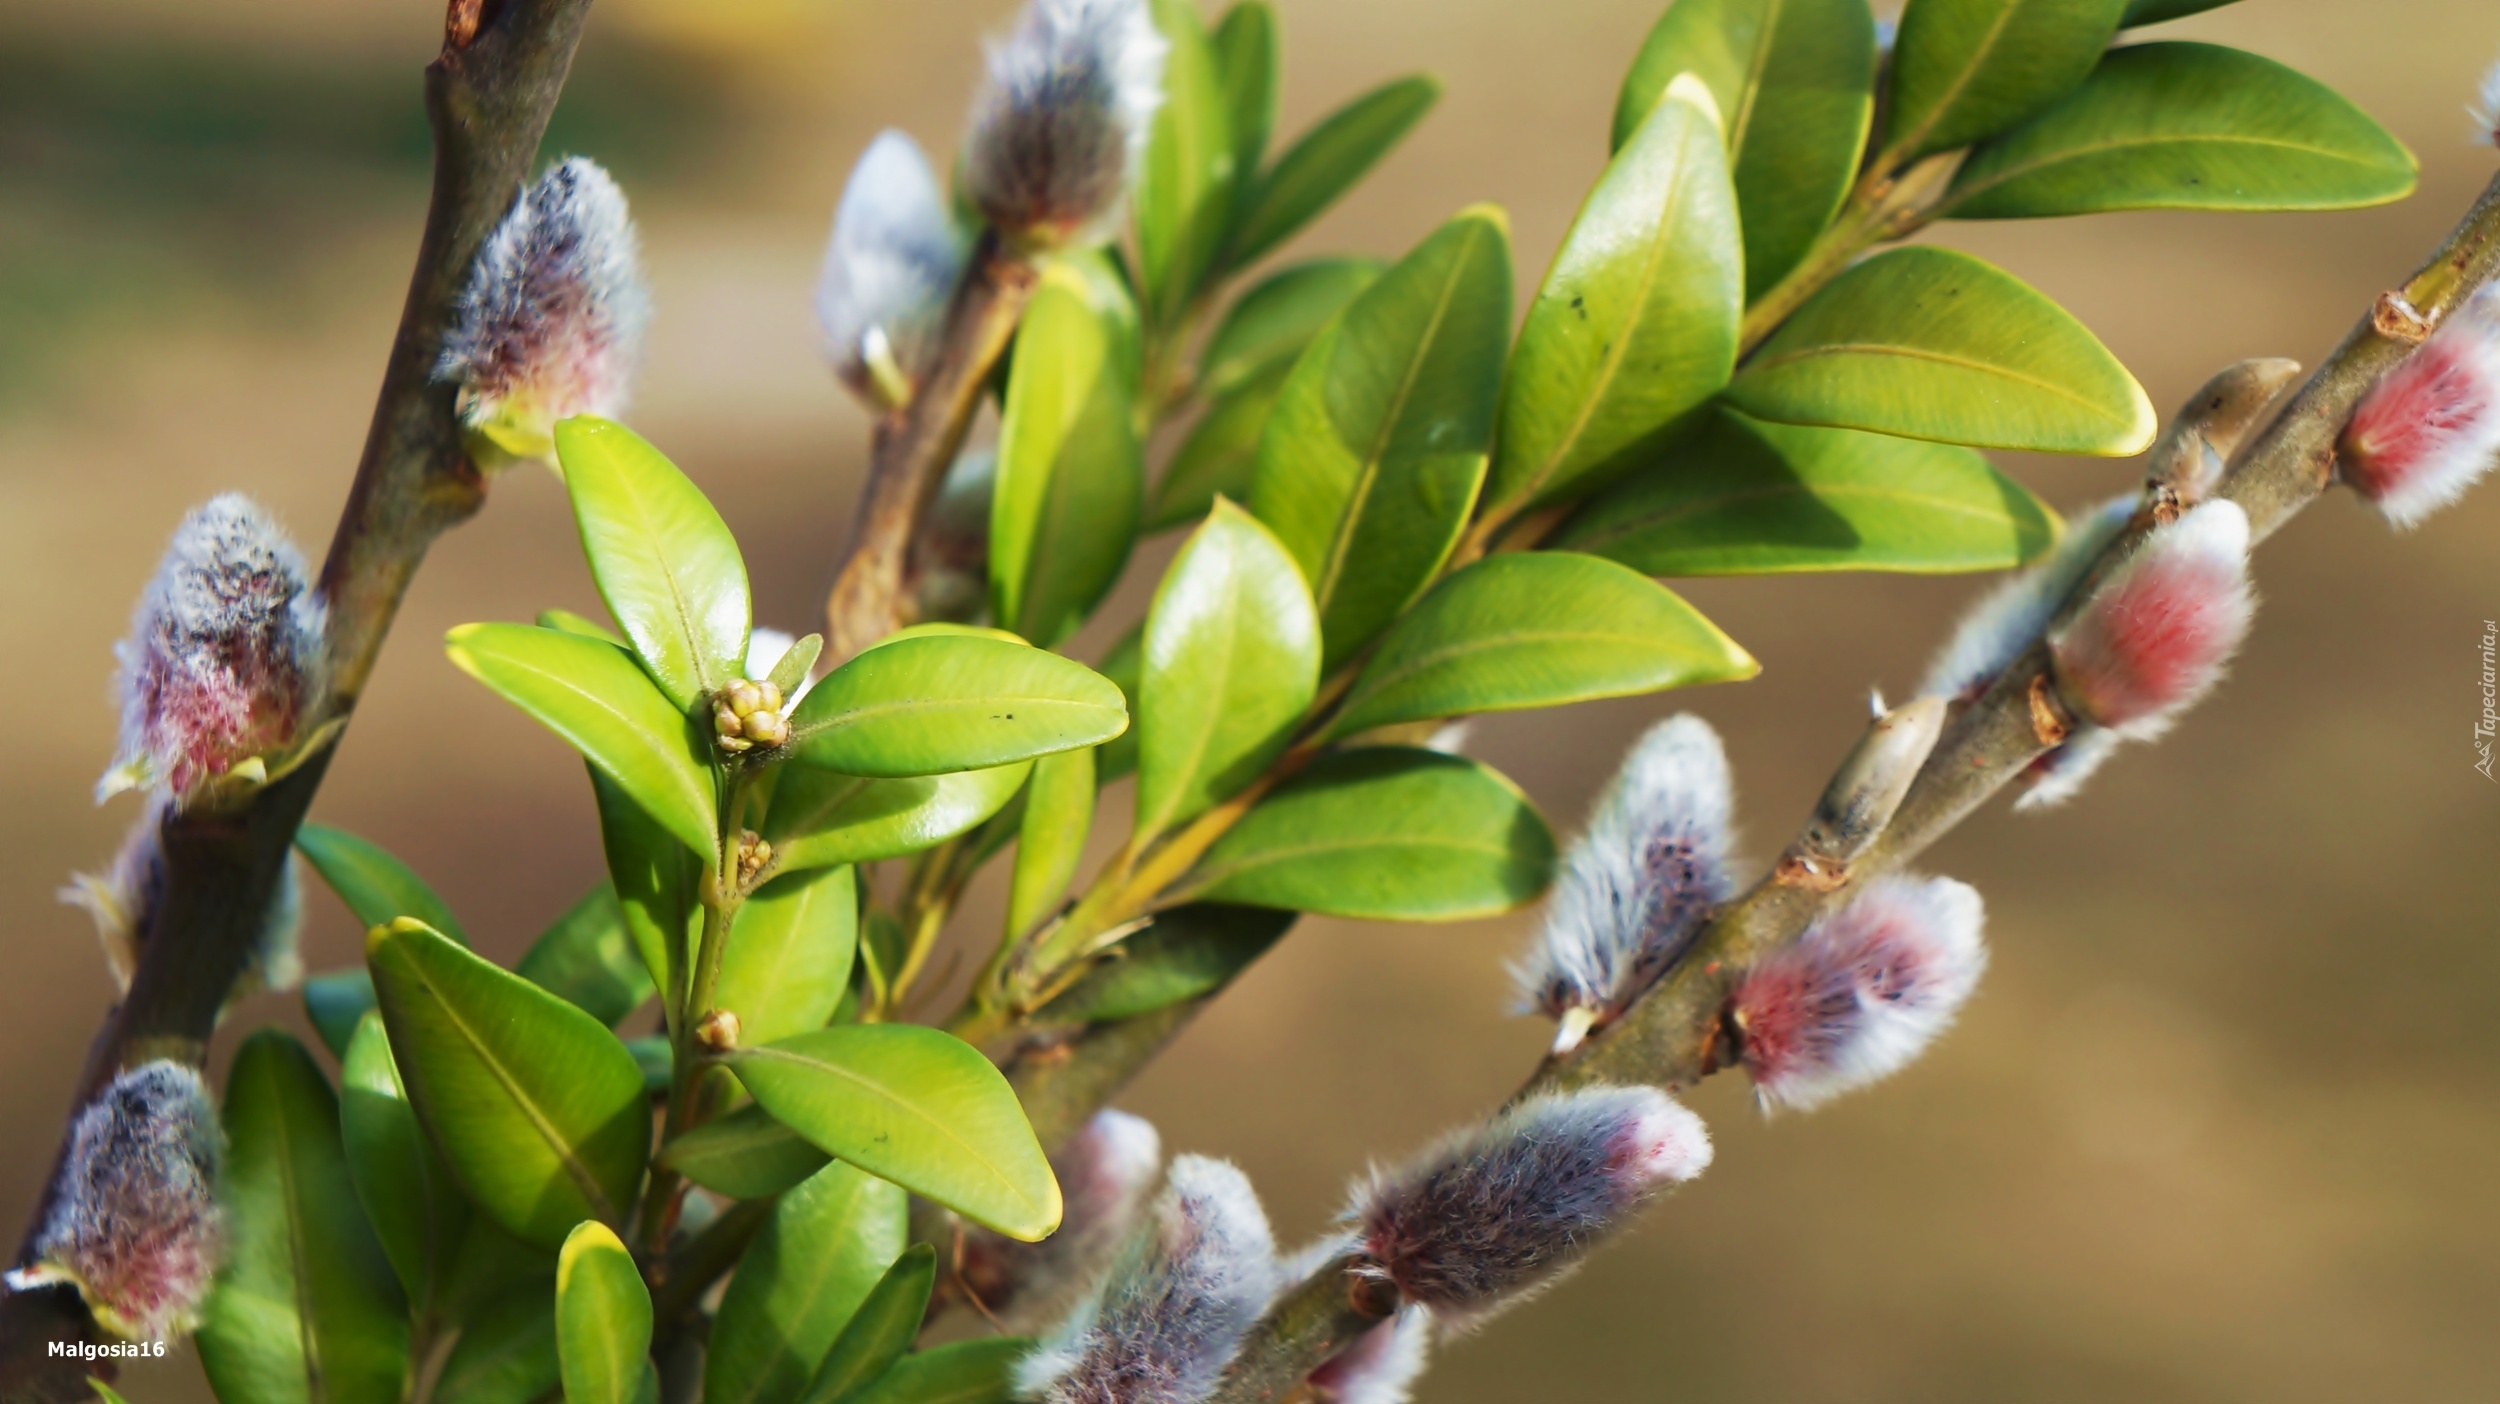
[2142,358,2303,510]
[436,157,650,467]
[696,1008,741,1051]
[818,130,967,410]
[1731,873,1988,1114]
[6,1062,225,1340]
[1018,1154,1279,1404]
[959,1109,1162,1332]
[1801,695,1946,863]
[1514,717,1735,1053]
[1352,1087,1710,1324]
[735,831,773,885]
[1919,494,2134,705]
[741,708,790,748]
[2340,287,2500,528]
[1305,1308,1431,1404]
[963,0,1169,248]
[714,702,752,754]
[2048,500,2255,740]
[103,495,327,806]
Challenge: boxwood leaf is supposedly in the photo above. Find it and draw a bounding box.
[433,1286,559,1404]
[795,1245,939,1404]
[1151,366,1287,532]
[1557,404,2064,574]
[1229,75,1441,268]
[1198,257,1382,399]
[1093,625,1144,784]
[1250,206,1509,669]
[705,1161,907,1404]
[1137,0,1236,321]
[787,635,1127,777]
[1492,74,1739,514]
[655,1103,831,1200]
[1883,0,2125,163]
[556,1222,656,1404]
[555,417,749,711]
[537,608,624,646]
[1940,42,2416,220]
[339,1013,469,1318]
[838,1338,1031,1404]
[1174,748,1555,919]
[1007,747,1097,940]
[1037,903,1297,1024]
[1725,245,2156,454]
[367,919,649,1249]
[1211,2,1279,186]
[716,864,858,1046]
[762,764,1032,873]
[515,882,653,1028]
[591,768,700,1023]
[296,823,467,944]
[726,1024,1061,1241]
[1327,553,1757,738]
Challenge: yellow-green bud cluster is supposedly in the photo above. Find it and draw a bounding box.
[735,829,775,885]
[713,679,789,754]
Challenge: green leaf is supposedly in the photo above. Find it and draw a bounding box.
[1940,42,2416,219]
[91,1383,136,1404]
[838,1338,1032,1404]
[1210,2,1279,193]
[1612,0,1877,301]
[538,608,625,647]
[1725,245,2156,454]
[448,623,719,858]
[555,416,750,711]
[592,767,700,1024]
[1251,206,1510,669]
[1229,75,1441,268]
[303,970,379,1061]
[367,919,650,1249]
[795,1246,939,1404]
[437,1216,559,1330]
[2121,0,2234,23]
[1491,75,1739,514]
[296,823,468,944]
[1138,0,1237,320]
[1198,257,1383,399]
[1557,404,2066,573]
[433,1286,560,1404]
[656,1103,831,1199]
[717,864,858,1046]
[1134,500,1319,843]
[788,635,1127,777]
[198,1031,407,1404]
[1037,904,1296,1024]
[339,1013,470,1318]
[514,883,654,1028]
[1150,366,1286,532]
[727,1025,1061,1241]
[1176,748,1555,920]
[1006,748,1096,940]
[1326,553,1757,738]
[556,1222,656,1404]
[762,763,1032,874]
[990,261,1144,646]
[624,1036,671,1095]
[706,1161,907,1404]
[1883,0,2125,163]
[1093,625,1144,784]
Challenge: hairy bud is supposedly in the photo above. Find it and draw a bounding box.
[2010,723,2126,812]
[2340,287,2500,528]
[819,130,967,410]
[963,0,1168,247]
[1801,695,1946,863]
[1305,1308,1431,1404]
[2143,358,2303,509]
[1919,494,2133,704]
[1017,1154,1279,1404]
[437,157,650,467]
[1352,1086,1711,1323]
[1731,873,1988,1114]
[7,1062,225,1340]
[104,495,327,806]
[961,1109,1162,1332]
[1514,717,1736,1055]
[2048,500,2255,739]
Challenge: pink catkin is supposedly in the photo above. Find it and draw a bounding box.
[2340,290,2500,528]
[2047,501,2253,740]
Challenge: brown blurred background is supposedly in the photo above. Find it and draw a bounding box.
[4,0,2497,1398]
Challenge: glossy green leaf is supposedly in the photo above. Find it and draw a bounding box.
[1726,245,2156,454]
[1134,500,1319,843]
[1006,748,1096,940]
[727,1024,1061,1241]
[556,1222,655,1404]
[1038,904,1297,1024]
[591,767,700,1024]
[840,1338,1031,1404]
[990,261,1144,647]
[1883,0,2125,162]
[1613,0,1877,300]
[1251,206,1510,669]
[1557,404,2065,573]
[367,919,649,1249]
[1230,75,1441,267]
[795,1245,939,1404]
[538,608,625,647]
[1492,76,1739,514]
[655,1103,831,1199]
[555,416,750,710]
[1940,42,2416,219]
[433,1286,560,1404]
[716,864,858,1046]
[91,1383,136,1404]
[296,823,468,943]
[1198,257,1383,399]
[339,1013,469,1317]
[1210,3,1279,195]
[1093,625,1144,783]
[1138,0,1236,320]
[788,636,1126,776]
[198,1031,407,1404]
[515,882,653,1027]
[1176,748,1555,919]
[705,1161,907,1404]
[448,623,718,858]
[2121,0,2234,23]
[1327,553,1757,738]
[1150,366,1286,532]
[762,763,1032,873]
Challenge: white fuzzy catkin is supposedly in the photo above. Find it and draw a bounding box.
[1305,1308,1432,1404]
[2048,500,2254,741]
[963,0,1168,246]
[2339,287,2500,528]
[960,1109,1164,1333]
[1513,716,1734,1050]
[2011,723,2126,812]
[1919,494,2134,704]
[1017,1154,1280,1404]
[817,129,966,409]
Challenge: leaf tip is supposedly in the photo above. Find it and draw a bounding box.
[557,1219,629,1287]
[1663,71,1721,131]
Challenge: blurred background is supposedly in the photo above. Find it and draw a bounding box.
[4,0,2497,1398]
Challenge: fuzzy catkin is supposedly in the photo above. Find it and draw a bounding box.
[959,1109,1163,1332]
[2048,500,2254,740]
[2340,286,2500,528]
[817,129,965,408]
[963,0,1167,246]
[1919,494,2134,705]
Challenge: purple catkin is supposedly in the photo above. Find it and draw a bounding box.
[957,1108,1162,1332]
[962,0,1167,246]
[1353,1087,1711,1323]
[7,1062,225,1340]
[1017,1155,1280,1404]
